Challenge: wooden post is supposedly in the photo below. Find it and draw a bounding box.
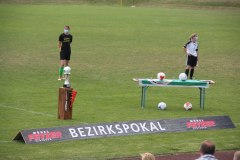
[58,87,73,120]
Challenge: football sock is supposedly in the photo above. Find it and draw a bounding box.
[190,69,194,79]
[59,67,64,77]
[185,69,189,77]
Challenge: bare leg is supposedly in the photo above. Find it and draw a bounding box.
[65,60,69,66]
[60,60,65,67]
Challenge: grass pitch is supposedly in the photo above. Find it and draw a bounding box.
[0,2,240,160]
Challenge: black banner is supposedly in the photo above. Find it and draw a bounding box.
[13,115,235,144]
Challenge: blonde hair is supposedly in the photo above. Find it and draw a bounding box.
[141,152,155,160]
[189,33,197,40]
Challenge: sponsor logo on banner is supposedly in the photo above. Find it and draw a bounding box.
[186,120,216,130]
[13,115,235,144]
[28,131,62,142]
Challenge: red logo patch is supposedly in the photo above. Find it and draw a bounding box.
[28,131,62,142]
[186,120,216,129]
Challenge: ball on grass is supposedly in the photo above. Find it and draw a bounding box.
[158,102,167,110]
[184,102,192,110]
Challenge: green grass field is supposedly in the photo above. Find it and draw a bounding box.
[0,1,240,160]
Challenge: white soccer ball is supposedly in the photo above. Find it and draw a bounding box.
[157,72,165,80]
[184,102,192,110]
[179,73,187,81]
[158,102,167,110]
[64,66,71,75]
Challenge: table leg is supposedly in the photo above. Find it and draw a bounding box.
[199,88,205,110]
[141,86,148,109]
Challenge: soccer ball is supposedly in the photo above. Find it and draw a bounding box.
[158,102,167,110]
[179,73,187,81]
[157,72,165,80]
[184,102,192,110]
[64,66,71,75]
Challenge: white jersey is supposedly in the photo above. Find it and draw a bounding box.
[184,41,198,57]
[195,154,218,160]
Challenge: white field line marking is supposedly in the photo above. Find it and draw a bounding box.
[0,104,55,117]
[0,104,88,124]
[0,141,12,143]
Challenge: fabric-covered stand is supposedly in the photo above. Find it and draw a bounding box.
[133,78,214,110]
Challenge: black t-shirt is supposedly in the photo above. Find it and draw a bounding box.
[59,33,73,51]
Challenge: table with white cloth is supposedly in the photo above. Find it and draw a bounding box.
[134,79,214,110]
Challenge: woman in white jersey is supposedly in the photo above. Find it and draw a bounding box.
[183,33,199,79]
